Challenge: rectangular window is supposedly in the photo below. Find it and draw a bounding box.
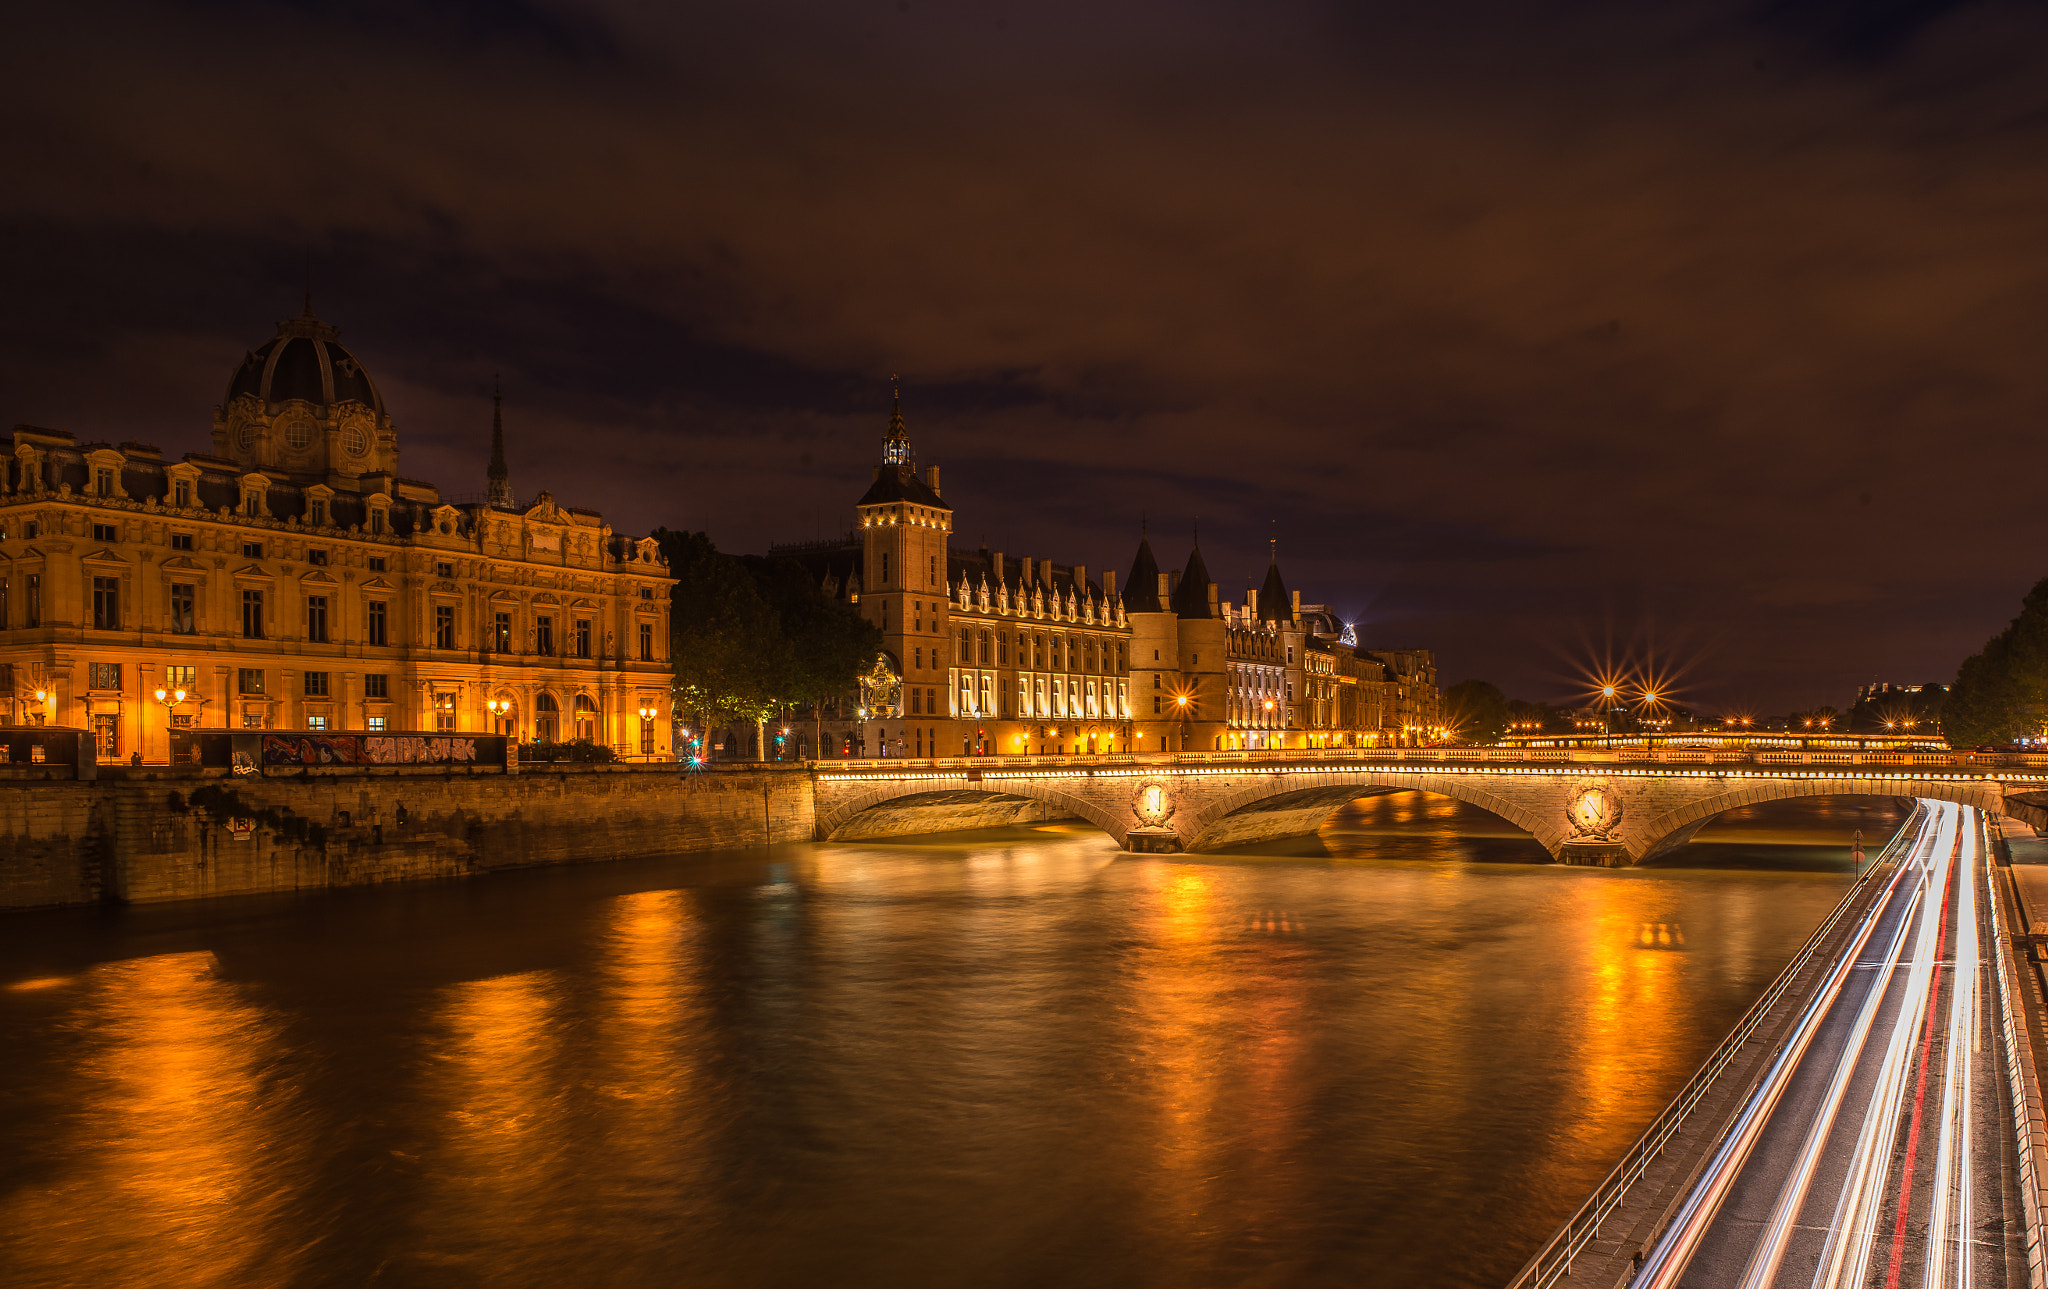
[437,561,454,578]
[640,587,654,600]
[89,661,122,690]
[365,673,388,698]
[173,480,191,508]
[243,540,263,558]
[93,714,118,760]
[536,615,554,656]
[241,589,264,638]
[367,600,387,647]
[170,531,193,551]
[881,551,889,583]
[238,668,264,695]
[912,689,922,715]
[366,716,387,732]
[309,500,326,526]
[370,510,386,535]
[306,715,328,731]
[368,556,386,572]
[170,583,195,634]
[493,612,511,653]
[306,595,328,643]
[25,574,39,628]
[244,492,262,517]
[92,522,118,542]
[92,576,120,630]
[165,665,195,691]
[307,548,328,566]
[638,622,654,661]
[95,467,113,497]
[575,619,591,659]
[242,710,263,729]
[434,604,455,649]
[304,671,329,697]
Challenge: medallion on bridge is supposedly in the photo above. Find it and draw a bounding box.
[1126,781,1182,853]
[1565,779,1624,841]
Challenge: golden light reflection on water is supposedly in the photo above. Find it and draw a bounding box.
[0,950,304,1288]
[594,888,711,1212]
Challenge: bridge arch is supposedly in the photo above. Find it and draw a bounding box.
[1180,770,1567,854]
[816,778,1129,844]
[1626,775,2007,863]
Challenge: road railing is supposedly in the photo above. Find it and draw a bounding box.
[1500,803,1928,1289]
[811,745,2048,776]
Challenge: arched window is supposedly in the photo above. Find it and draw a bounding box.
[534,692,560,743]
[574,694,597,742]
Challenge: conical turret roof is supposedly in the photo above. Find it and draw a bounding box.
[1259,545,1290,621]
[1124,533,1164,613]
[1172,543,1215,619]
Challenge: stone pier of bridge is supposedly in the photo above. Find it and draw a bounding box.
[811,753,2025,865]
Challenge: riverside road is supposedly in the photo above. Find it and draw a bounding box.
[1638,803,2028,1288]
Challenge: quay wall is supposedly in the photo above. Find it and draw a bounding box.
[0,763,816,910]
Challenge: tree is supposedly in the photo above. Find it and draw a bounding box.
[1945,576,2048,747]
[655,529,788,753]
[1443,679,1509,744]
[740,554,884,756]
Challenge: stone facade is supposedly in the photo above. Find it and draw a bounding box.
[0,304,675,761]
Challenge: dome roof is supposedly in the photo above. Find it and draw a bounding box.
[224,307,385,414]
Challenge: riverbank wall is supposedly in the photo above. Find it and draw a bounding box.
[0,763,815,910]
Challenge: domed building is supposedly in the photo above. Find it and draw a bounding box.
[0,304,675,762]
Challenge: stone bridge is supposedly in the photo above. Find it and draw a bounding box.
[811,749,2040,865]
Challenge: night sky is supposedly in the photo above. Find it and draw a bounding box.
[3,1,2044,716]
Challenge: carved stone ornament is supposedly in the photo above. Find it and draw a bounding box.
[1132,781,1176,826]
[1565,780,1625,840]
[859,653,901,719]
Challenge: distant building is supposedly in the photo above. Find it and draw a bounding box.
[0,304,674,760]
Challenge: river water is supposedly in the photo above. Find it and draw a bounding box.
[0,793,1907,1288]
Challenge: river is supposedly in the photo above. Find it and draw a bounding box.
[0,792,1907,1288]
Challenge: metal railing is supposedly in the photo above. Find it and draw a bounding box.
[1501,804,1927,1289]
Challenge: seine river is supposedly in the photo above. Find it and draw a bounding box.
[0,792,1906,1288]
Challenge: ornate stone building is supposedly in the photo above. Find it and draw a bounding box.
[0,304,674,760]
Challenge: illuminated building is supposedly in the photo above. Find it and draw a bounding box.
[0,304,674,759]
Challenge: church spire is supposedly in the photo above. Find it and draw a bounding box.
[486,376,513,508]
[882,375,913,472]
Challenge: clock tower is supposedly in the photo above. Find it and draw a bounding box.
[856,389,954,757]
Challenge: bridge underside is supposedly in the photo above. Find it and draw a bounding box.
[824,790,1080,842]
[1182,785,1403,851]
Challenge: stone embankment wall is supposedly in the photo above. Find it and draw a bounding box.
[0,763,814,910]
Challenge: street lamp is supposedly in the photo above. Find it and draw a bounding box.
[155,687,187,761]
[485,698,510,734]
[33,688,48,726]
[639,704,659,759]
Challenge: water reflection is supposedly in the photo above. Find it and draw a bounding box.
[0,951,304,1288]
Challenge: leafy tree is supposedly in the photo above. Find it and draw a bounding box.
[740,554,885,755]
[1946,576,2048,747]
[1444,679,1510,743]
[655,529,788,749]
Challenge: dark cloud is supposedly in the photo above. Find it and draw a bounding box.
[3,0,2047,713]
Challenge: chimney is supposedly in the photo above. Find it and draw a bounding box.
[1168,570,1181,595]
[925,465,941,496]
[1247,588,1258,617]
[1021,556,1034,586]
[1158,571,1171,598]
[1075,564,1087,591]
[1291,589,1301,622]
[993,551,1005,583]
[1207,582,1219,615]
[1103,569,1116,599]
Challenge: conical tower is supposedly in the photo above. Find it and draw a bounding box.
[486,378,513,508]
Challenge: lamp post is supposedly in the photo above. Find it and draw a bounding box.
[33,687,49,726]
[485,698,510,736]
[155,687,186,764]
[639,704,659,759]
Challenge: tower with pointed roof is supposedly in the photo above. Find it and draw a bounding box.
[856,387,954,756]
[486,379,513,508]
[1124,528,1180,750]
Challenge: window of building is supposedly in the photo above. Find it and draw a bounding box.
[92,522,118,542]
[92,576,120,630]
[95,467,114,497]
[575,619,591,659]
[366,600,387,647]
[881,552,890,583]
[437,561,454,579]
[307,715,328,731]
[575,694,597,741]
[25,574,39,628]
[23,522,35,539]
[244,492,262,517]
[979,632,991,664]
[639,622,654,661]
[89,661,122,690]
[304,671,329,697]
[434,604,455,649]
[0,577,8,630]
[243,540,263,558]
[929,554,937,586]
[308,548,328,566]
[170,531,193,551]
[309,500,326,526]
[493,612,511,653]
[534,692,558,742]
[173,480,191,508]
[366,716,387,732]
[365,673,388,698]
[238,668,264,695]
[93,714,119,760]
[998,633,1009,664]
[165,665,195,691]
[434,694,456,732]
[368,556,386,572]
[306,595,328,643]
[370,509,386,535]
[170,583,195,634]
[911,689,922,715]
[242,710,263,729]
[241,589,264,638]
[536,615,554,656]
[640,587,654,600]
